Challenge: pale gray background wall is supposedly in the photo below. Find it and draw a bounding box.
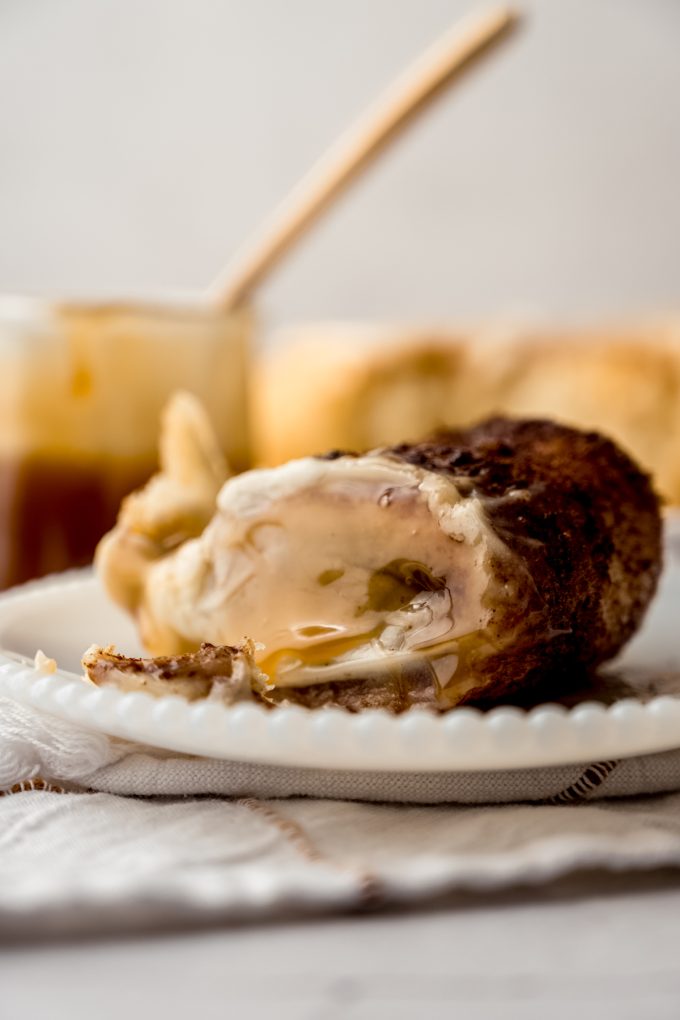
[0,0,678,330]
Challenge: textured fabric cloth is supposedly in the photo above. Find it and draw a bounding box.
[4,785,680,937]
[3,696,680,804]
[3,697,680,935]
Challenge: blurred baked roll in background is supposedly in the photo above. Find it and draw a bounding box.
[253,320,680,504]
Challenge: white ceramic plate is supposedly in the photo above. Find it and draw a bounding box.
[0,520,679,772]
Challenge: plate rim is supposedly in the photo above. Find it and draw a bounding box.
[1,561,680,773]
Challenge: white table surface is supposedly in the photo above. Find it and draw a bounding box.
[3,873,680,1019]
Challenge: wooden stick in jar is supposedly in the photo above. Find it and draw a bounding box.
[208,6,519,309]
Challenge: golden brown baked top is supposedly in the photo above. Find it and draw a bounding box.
[253,322,680,503]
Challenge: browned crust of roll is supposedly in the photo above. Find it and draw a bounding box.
[82,642,260,704]
[279,417,663,710]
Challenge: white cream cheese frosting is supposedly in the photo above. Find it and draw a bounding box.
[137,453,509,692]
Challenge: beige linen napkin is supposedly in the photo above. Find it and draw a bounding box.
[3,696,680,935]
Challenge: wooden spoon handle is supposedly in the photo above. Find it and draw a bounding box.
[209,6,519,308]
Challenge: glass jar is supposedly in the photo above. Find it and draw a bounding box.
[0,295,251,588]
